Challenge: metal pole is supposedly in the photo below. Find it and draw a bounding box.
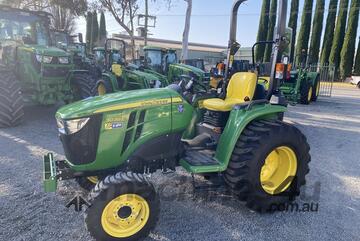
[144,0,149,46]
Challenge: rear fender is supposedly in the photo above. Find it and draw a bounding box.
[215,103,287,170]
[101,72,119,90]
[307,72,320,86]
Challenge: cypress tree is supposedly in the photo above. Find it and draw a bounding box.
[340,0,360,80]
[308,0,325,64]
[86,11,92,49]
[91,11,99,49]
[255,0,271,62]
[288,0,300,63]
[99,11,107,44]
[295,0,314,66]
[264,0,277,62]
[354,39,360,75]
[329,0,349,76]
[320,0,339,65]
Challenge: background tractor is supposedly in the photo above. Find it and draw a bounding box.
[0,5,96,128]
[143,46,211,86]
[43,0,311,240]
[94,38,169,95]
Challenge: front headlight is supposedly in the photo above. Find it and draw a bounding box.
[35,54,53,63]
[58,57,70,64]
[56,117,90,135]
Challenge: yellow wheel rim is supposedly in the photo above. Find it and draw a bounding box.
[101,194,150,238]
[98,83,107,96]
[316,81,320,96]
[260,146,298,195]
[308,86,313,102]
[87,176,99,184]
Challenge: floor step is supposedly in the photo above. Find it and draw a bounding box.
[183,150,219,166]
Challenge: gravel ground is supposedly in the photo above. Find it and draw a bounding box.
[0,85,359,241]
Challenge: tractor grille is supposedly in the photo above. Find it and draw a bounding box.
[60,115,102,165]
[43,66,71,78]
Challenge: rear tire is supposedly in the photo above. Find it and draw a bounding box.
[76,176,99,191]
[71,73,96,101]
[311,76,320,102]
[223,119,310,212]
[0,69,24,128]
[94,79,113,96]
[85,172,159,241]
[300,80,311,105]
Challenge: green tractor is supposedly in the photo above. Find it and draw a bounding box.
[93,39,169,95]
[0,6,96,128]
[143,46,211,86]
[43,0,311,240]
[279,49,320,105]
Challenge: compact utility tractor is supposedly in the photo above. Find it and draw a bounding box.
[93,39,169,96]
[0,6,96,128]
[43,0,310,240]
[143,46,211,86]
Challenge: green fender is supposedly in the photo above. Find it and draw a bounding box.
[101,72,119,90]
[306,71,320,86]
[214,103,287,171]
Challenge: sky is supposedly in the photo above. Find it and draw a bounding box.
[76,0,360,48]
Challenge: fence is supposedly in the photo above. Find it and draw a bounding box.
[308,63,335,97]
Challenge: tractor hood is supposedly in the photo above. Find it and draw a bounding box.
[171,63,206,76]
[22,44,70,57]
[56,88,181,120]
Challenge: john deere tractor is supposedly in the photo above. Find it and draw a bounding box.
[43,0,310,240]
[0,6,96,128]
[143,46,211,86]
[93,39,169,95]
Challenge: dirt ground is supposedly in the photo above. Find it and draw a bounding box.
[0,85,359,241]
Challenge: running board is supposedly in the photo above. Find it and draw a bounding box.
[180,150,224,173]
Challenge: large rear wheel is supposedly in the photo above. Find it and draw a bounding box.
[85,172,159,241]
[224,119,310,212]
[300,80,312,105]
[0,69,24,128]
[311,76,320,102]
[71,73,96,101]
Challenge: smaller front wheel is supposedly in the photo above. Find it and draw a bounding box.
[85,172,159,241]
[71,73,96,101]
[300,81,312,105]
[76,176,99,191]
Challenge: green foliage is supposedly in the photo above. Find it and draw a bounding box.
[91,11,99,50]
[264,0,277,62]
[308,0,325,64]
[340,0,360,80]
[255,0,271,62]
[288,0,300,63]
[86,11,92,48]
[295,0,314,66]
[320,0,339,65]
[99,11,107,44]
[354,40,360,75]
[329,0,349,76]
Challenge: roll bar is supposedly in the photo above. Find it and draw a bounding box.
[225,0,289,100]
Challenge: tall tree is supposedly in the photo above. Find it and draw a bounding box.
[295,0,314,65]
[99,0,140,60]
[264,0,277,62]
[354,39,360,75]
[340,0,360,80]
[320,0,339,65]
[288,0,300,63]
[329,0,349,76]
[181,0,192,61]
[308,0,325,64]
[99,11,107,44]
[86,11,92,48]
[90,11,99,49]
[255,0,271,62]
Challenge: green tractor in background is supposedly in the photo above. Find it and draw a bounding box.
[0,5,96,128]
[43,0,311,240]
[143,46,211,86]
[93,39,169,96]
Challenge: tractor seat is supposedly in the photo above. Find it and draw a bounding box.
[203,72,257,112]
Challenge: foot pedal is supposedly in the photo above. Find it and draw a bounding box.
[183,150,219,166]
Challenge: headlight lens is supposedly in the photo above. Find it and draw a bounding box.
[58,57,70,64]
[35,54,53,63]
[56,117,90,135]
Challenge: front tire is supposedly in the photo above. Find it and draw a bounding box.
[0,69,24,128]
[224,119,310,212]
[76,176,99,191]
[71,73,96,101]
[311,76,320,102]
[85,172,159,241]
[300,80,312,105]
